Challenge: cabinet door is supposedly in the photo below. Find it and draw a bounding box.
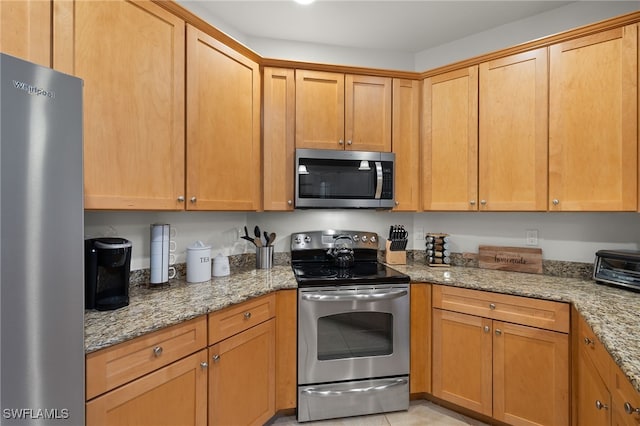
[295,69,345,149]
[275,289,297,411]
[549,25,637,211]
[422,67,478,211]
[576,349,612,426]
[0,0,50,67]
[209,319,275,426]
[432,309,492,416]
[493,321,569,426]
[345,74,392,152]
[479,48,548,211]
[410,284,431,395]
[86,350,208,426]
[610,359,640,426]
[263,67,295,211]
[53,0,185,210]
[186,25,261,210]
[392,79,420,211]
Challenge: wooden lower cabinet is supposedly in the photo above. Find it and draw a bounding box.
[432,285,569,426]
[86,350,208,426]
[276,289,297,410]
[576,349,612,426]
[208,319,276,426]
[410,283,432,395]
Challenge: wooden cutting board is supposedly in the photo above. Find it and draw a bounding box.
[478,245,543,274]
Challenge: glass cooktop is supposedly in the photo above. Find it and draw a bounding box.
[292,261,409,287]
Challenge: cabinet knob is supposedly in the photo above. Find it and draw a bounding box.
[483,325,490,333]
[200,362,209,370]
[552,199,560,206]
[339,139,344,145]
[480,200,487,206]
[153,346,163,357]
[395,201,399,206]
[347,140,352,145]
[470,200,476,206]
[244,312,252,320]
[287,200,292,206]
[595,400,609,410]
[190,196,197,203]
[212,354,220,363]
[495,329,502,336]
[624,402,640,415]
[177,196,185,202]
[489,303,496,310]
[583,337,594,346]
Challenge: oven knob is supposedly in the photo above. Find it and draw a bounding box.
[304,236,311,243]
[361,235,368,242]
[353,235,359,242]
[370,236,377,244]
[294,236,302,244]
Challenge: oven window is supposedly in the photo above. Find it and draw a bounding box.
[317,312,393,360]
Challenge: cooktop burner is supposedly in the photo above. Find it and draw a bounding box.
[291,230,409,287]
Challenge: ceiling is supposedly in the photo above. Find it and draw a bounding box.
[178,1,575,53]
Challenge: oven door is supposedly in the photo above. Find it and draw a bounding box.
[297,284,410,385]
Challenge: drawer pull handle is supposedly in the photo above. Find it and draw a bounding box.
[595,400,608,410]
[212,354,221,363]
[244,312,252,320]
[489,303,496,310]
[153,346,163,357]
[624,402,640,415]
[495,329,502,336]
[200,362,209,370]
[583,337,594,346]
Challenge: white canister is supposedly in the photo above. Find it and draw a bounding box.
[186,240,212,283]
[213,253,230,277]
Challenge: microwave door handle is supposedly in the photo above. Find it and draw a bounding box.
[374,161,383,199]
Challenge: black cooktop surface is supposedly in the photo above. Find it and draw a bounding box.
[292,261,409,287]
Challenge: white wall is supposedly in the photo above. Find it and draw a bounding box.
[415,1,640,71]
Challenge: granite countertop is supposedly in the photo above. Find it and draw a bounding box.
[84,262,640,394]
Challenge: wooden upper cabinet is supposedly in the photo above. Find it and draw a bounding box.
[186,25,261,211]
[263,67,295,211]
[392,79,420,211]
[345,74,392,151]
[479,48,548,211]
[295,70,345,150]
[295,70,391,151]
[422,66,478,211]
[1,0,51,67]
[549,25,638,211]
[53,0,186,210]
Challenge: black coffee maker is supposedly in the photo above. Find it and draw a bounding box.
[85,237,132,311]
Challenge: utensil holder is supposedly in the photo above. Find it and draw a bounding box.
[256,246,274,269]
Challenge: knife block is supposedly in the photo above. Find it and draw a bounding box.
[385,240,406,265]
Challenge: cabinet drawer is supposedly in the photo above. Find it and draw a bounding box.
[577,314,611,380]
[432,285,569,333]
[610,356,640,425]
[208,293,276,344]
[86,316,207,400]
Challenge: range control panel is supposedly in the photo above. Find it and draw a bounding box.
[291,230,378,251]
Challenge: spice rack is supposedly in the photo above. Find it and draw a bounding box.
[426,233,450,267]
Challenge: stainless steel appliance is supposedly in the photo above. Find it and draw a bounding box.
[85,237,133,310]
[295,149,395,209]
[593,249,640,292]
[1,54,84,424]
[292,230,410,422]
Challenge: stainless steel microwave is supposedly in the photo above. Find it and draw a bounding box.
[295,149,395,209]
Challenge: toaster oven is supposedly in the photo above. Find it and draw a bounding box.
[593,250,640,292]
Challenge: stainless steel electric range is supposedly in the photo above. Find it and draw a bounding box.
[291,230,410,422]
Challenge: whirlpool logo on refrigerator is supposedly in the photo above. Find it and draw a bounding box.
[12,80,55,99]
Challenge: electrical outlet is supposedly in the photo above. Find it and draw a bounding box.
[414,227,424,241]
[526,229,538,246]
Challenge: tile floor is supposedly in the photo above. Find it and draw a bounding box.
[270,400,489,426]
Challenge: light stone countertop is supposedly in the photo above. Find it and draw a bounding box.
[84,262,640,393]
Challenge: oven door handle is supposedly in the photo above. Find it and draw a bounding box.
[301,378,408,397]
[301,289,407,302]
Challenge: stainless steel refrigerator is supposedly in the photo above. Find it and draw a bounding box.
[1,54,84,424]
